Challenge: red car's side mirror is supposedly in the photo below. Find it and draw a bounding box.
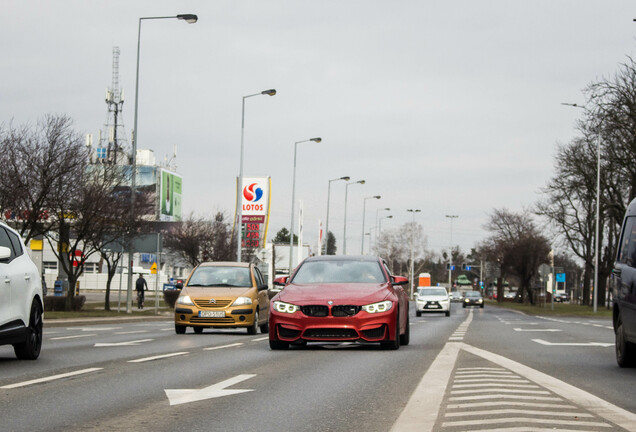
[392,276,409,286]
[273,276,289,286]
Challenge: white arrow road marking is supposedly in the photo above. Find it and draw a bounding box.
[165,374,256,406]
[94,338,154,347]
[514,328,562,332]
[532,339,613,347]
[1,368,103,389]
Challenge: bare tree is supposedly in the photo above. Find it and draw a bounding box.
[479,208,550,304]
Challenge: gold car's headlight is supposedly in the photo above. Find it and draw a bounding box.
[232,296,253,306]
[177,295,194,306]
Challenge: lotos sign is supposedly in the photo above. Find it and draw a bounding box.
[235,177,271,250]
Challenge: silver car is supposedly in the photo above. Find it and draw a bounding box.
[415,287,450,317]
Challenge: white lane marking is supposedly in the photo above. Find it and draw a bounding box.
[452,383,539,389]
[461,343,636,430]
[114,330,148,335]
[250,336,269,342]
[449,394,562,402]
[203,343,244,351]
[457,367,506,371]
[0,368,103,389]
[165,374,255,406]
[444,408,594,418]
[450,388,550,395]
[532,339,613,347]
[69,327,122,332]
[129,352,189,363]
[51,334,97,340]
[94,338,154,347]
[442,417,612,428]
[513,328,562,332]
[160,328,173,331]
[454,378,530,384]
[447,401,576,410]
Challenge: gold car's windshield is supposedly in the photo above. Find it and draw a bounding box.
[188,267,252,287]
[292,260,386,284]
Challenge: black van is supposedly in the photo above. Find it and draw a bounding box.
[612,197,636,367]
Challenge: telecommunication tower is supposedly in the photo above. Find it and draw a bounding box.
[100,47,128,164]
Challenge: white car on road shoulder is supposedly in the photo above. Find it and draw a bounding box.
[0,222,44,359]
[415,286,450,317]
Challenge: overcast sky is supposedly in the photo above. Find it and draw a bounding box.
[3,1,636,257]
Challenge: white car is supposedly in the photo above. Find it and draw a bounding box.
[0,222,43,359]
[415,286,450,317]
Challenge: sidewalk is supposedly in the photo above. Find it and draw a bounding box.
[43,310,173,328]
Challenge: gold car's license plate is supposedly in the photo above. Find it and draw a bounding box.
[199,311,225,318]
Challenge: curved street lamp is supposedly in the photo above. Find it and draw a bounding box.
[361,196,381,254]
[343,180,365,255]
[128,13,197,314]
[236,89,276,262]
[289,138,322,272]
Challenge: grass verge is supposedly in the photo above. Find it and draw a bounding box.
[486,299,613,318]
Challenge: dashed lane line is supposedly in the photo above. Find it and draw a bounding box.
[203,343,244,351]
[50,334,97,340]
[128,352,190,363]
[0,368,103,389]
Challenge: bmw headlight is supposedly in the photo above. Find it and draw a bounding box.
[464,298,469,303]
[232,296,253,306]
[273,301,300,314]
[362,300,393,314]
[478,298,483,303]
[177,295,194,306]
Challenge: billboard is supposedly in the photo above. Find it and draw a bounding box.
[160,169,182,221]
[234,176,271,250]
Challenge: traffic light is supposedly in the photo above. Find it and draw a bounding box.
[462,264,472,271]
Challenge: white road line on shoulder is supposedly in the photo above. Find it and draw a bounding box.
[452,383,539,389]
[129,352,189,363]
[450,388,550,395]
[461,343,636,430]
[50,334,97,340]
[115,330,148,335]
[513,328,562,332]
[444,408,593,418]
[203,343,244,351]
[449,394,562,402]
[454,378,530,384]
[531,339,613,347]
[1,368,103,389]
[250,336,269,342]
[446,401,576,410]
[441,417,612,428]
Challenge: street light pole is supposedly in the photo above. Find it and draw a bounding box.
[325,176,349,254]
[343,180,365,255]
[128,13,197,313]
[407,209,421,298]
[446,215,458,292]
[374,207,390,252]
[361,195,381,254]
[289,138,321,273]
[562,102,599,312]
[237,89,276,262]
[378,215,393,238]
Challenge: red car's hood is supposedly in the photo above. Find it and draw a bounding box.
[278,283,391,305]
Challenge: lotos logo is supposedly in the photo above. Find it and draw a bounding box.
[243,183,263,202]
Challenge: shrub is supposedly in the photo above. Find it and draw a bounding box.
[163,289,181,309]
[43,295,86,311]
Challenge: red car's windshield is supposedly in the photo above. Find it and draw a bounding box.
[292,260,387,284]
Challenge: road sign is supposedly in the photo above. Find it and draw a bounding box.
[150,262,157,274]
[556,273,566,283]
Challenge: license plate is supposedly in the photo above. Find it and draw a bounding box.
[199,311,225,318]
[426,304,440,309]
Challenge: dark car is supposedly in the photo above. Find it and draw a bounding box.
[611,197,636,367]
[268,255,410,350]
[463,290,484,308]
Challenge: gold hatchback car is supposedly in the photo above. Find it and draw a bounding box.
[174,262,270,335]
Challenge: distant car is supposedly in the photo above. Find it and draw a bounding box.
[416,287,450,317]
[554,293,570,303]
[0,222,44,360]
[268,255,410,350]
[450,291,463,302]
[463,291,484,308]
[174,262,270,335]
[504,292,517,300]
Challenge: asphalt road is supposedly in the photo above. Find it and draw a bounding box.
[1,303,635,432]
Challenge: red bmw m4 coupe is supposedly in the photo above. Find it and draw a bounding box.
[268,255,410,350]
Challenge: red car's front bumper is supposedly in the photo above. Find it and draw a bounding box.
[268,306,397,343]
